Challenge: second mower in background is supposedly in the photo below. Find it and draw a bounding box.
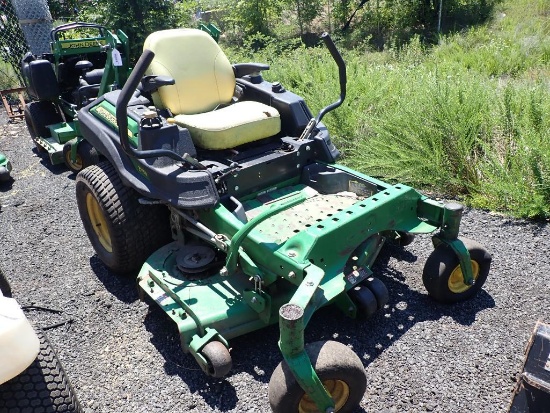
[21,22,131,173]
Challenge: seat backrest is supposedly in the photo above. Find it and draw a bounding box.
[143,29,235,115]
[22,59,60,101]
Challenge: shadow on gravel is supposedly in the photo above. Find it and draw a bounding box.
[89,256,140,303]
[32,148,69,176]
[0,179,14,192]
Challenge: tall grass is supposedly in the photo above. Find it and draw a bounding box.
[227,0,550,219]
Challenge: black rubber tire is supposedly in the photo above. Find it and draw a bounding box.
[24,101,62,140]
[201,341,232,378]
[269,340,366,413]
[75,161,171,274]
[422,237,491,304]
[0,267,12,297]
[349,284,378,318]
[363,277,389,310]
[0,329,83,413]
[24,104,46,153]
[77,140,99,169]
[63,141,99,173]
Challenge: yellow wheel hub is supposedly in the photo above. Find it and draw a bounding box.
[65,150,83,170]
[448,260,479,294]
[298,379,350,413]
[86,193,112,253]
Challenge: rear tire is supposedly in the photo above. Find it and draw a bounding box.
[0,330,82,412]
[24,101,62,152]
[75,161,171,274]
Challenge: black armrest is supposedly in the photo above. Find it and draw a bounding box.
[233,63,270,78]
[140,75,175,93]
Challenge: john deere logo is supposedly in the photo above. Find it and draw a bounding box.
[93,106,132,138]
[61,40,106,49]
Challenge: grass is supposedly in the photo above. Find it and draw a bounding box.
[0,0,542,218]
[226,0,550,219]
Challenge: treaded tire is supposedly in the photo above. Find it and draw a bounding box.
[0,267,12,297]
[422,237,491,304]
[24,101,62,141]
[269,340,366,413]
[75,161,171,274]
[0,329,82,413]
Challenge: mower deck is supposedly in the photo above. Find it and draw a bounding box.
[138,165,444,371]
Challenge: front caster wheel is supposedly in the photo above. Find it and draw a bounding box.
[268,340,366,413]
[363,277,389,310]
[422,237,491,303]
[201,340,232,378]
[349,284,378,318]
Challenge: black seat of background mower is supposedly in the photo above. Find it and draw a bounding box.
[21,59,60,101]
[81,68,104,86]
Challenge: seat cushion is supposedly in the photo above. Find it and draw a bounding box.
[173,101,281,150]
[143,29,235,115]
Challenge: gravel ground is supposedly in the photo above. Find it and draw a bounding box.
[1,108,549,413]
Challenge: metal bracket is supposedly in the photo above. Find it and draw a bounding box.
[0,87,26,120]
[433,236,475,286]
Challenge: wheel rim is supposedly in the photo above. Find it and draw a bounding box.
[448,260,480,293]
[65,150,83,171]
[86,193,112,253]
[298,379,350,413]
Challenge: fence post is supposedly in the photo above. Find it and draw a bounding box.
[10,0,52,55]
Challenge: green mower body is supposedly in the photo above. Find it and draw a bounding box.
[0,152,12,182]
[75,29,492,413]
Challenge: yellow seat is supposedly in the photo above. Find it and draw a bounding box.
[143,29,281,150]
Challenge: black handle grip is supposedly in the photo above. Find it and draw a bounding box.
[116,49,155,155]
[321,32,346,99]
[315,33,347,124]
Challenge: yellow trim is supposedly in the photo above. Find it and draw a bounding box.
[64,149,82,171]
[86,193,112,253]
[448,260,480,293]
[298,379,350,413]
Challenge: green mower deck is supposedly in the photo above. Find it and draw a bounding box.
[137,164,472,411]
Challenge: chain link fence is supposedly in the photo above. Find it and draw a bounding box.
[0,0,52,89]
[13,0,53,55]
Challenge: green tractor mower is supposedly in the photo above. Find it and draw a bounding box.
[0,152,12,182]
[74,29,492,413]
[21,22,131,173]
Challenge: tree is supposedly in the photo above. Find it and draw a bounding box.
[78,0,179,62]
